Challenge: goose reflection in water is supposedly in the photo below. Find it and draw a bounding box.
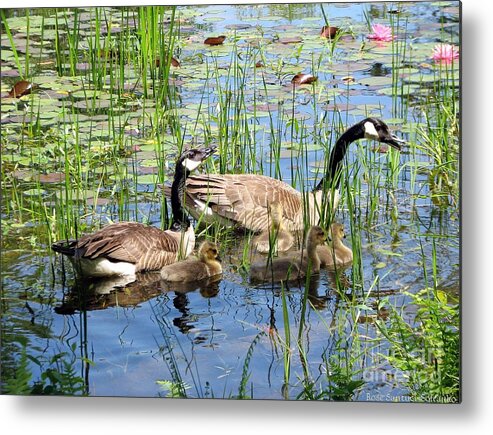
[54,273,222,335]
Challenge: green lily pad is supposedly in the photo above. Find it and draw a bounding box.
[23,188,47,197]
[359,76,393,87]
[136,173,160,184]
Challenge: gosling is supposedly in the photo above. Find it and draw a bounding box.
[254,202,294,254]
[317,222,353,268]
[250,225,326,282]
[160,241,222,282]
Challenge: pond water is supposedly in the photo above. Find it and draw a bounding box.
[1,2,460,400]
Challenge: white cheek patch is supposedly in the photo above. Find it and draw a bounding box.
[364,121,379,140]
[183,158,202,171]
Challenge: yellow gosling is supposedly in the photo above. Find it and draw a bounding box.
[317,223,353,268]
[160,241,222,282]
[250,225,326,282]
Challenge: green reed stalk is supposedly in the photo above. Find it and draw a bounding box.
[280,284,291,388]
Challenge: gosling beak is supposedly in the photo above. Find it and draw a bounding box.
[216,254,222,263]
[383,134,406,151]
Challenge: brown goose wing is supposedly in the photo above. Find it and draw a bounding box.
[185,174,303,232]
[76,222,179,270]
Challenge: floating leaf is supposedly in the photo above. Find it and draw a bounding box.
[136,173,160,184]
[23,187,47,197]
[204,35,226,46]
[322,103,356,112]
[278,37,303,44]
[7,80,34,98]
[341,76,355,84]
[86,197,110,206]
[36,172,65,183]
[320,26,339,39]
[359,76,393,87]
[155,56,180,68]
[292,73,317,85]
[225,23,252,30]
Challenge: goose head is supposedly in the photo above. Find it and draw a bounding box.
[180,146,217,173]
[361,118,406,150]
[316,118,405,192]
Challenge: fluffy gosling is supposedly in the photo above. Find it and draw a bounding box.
[254,202,294,254]
[250,225,326,282]
[160,241,222,282]
[317,222,353,268]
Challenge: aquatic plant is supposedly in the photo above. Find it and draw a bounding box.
[431,43,460,64]
[367,23,394,42]
[375,289,460,403]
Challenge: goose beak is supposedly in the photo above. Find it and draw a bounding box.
[200,146,217,160]
[383,134,406,151]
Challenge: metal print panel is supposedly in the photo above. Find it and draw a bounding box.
[0,1,460,402]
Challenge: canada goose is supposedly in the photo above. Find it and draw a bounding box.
[160,240,222,282]
[254,202,294,254]
[176,118,405,233]
[51,147,216,278]
[250,225,326,282]
[317,222,353,268]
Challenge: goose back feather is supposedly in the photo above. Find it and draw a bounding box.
[184,174,331,233]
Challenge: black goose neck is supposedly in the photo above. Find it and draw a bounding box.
[171,162,191,230]
[314,122,366,191]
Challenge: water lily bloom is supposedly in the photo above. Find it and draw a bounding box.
[432,44,459,64]
[367,24,394,42]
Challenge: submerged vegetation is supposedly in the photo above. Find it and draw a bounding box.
[1,2,460,401]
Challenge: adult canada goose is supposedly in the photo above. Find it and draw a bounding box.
[51,147,216,278]
[160,241,222,282]
[250,225,326,282]
[254,202,294,254]
[317,222,353,268]
[178,118,405,232]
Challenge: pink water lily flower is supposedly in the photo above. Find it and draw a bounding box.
[432,44,459,64]
[367,24,394,42]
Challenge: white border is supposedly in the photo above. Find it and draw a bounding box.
[2,0,492,433]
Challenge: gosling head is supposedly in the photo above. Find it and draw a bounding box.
[328,222,346,242]
[360,117,406,150]
[307,225,327,246]
[179,146,217,172]
[198,241,221,263]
